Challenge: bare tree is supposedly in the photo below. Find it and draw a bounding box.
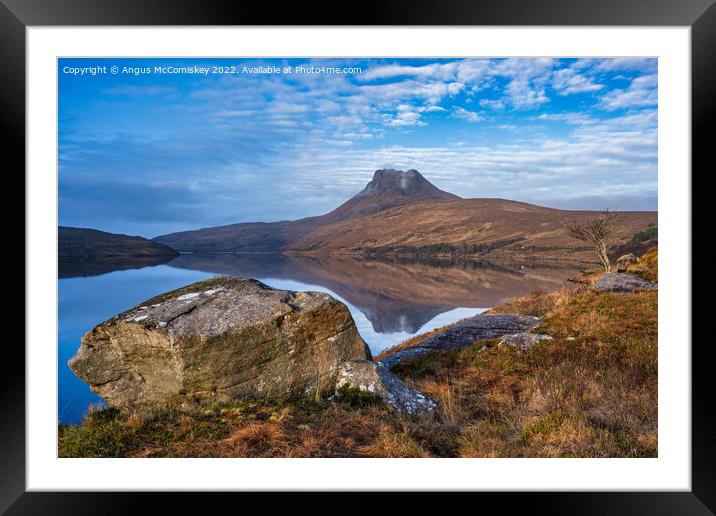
[565,209,618,272]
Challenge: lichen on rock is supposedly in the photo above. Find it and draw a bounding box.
[499,332,553,351]
[336,360,436,414]
[592,272,657,293]
[379,313,542,369]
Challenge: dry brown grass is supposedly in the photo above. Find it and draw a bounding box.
[389,284,658,458]
[358,428,431,457]
[223,423,289,456]
[486,284,587,318]
[626,247,658,282]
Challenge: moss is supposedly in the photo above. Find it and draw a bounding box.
[139,276,241,306]
[390,354,442,378]
[460,338,499,362]
[59,407,128,458]
[335,384,383,409]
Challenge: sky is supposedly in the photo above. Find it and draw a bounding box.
[58,57,658,237]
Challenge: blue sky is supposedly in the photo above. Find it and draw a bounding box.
[58,57,658,237]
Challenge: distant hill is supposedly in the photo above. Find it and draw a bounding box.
[60,226,179,258]
[59,227,180,278]
[153,169,657,261]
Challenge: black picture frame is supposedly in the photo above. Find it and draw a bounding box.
[3,0,710,512]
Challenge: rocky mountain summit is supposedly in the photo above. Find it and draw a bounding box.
[69,277,371,408]
[327,168,459,220]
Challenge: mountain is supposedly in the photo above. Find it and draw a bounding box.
[152,169,458,253]
[59,226,179,278]
[323,168,459,221]
[153,169,658,261]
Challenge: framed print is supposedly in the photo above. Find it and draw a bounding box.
[4,0,712,512]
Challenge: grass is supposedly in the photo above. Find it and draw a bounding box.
[60,249,658,458]
[626,247,658,282]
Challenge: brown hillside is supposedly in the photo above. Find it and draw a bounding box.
[288,198,656,261]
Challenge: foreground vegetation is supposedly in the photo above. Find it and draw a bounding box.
[60,249,657,458]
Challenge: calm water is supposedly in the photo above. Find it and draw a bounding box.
[58,253,584,424]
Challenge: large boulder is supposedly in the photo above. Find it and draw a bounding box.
[336,361,436,414]
[69,277,372,409]
[592,272,657,293]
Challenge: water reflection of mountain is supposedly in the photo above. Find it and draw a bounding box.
[59,254,177,279]
[167,253,585,333]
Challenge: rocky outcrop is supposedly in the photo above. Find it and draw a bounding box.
[336,360,436,414]
[500,332,553,351]
[616,253,638,272]
[379,313,541,368]
[592,272,657,293]
[69,277,371,409]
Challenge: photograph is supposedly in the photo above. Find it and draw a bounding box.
[57,56,659,459]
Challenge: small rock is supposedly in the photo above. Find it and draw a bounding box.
[616,254,638,272]
[500,332,553,351]
[592,272,657,293]
[336,360,436,414]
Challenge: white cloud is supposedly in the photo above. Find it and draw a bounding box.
[479,98,505,110]
[600,74,658,110]
[382,110,425,127]
[578,58,658,73]
[359,62,456,81]
[495,58,555,109]
[378,103,448,127]
[361,58,556,110]
[506,78,549,109]
[452,107,484,123]
[360,59,493,83]
[552,68,603,95]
